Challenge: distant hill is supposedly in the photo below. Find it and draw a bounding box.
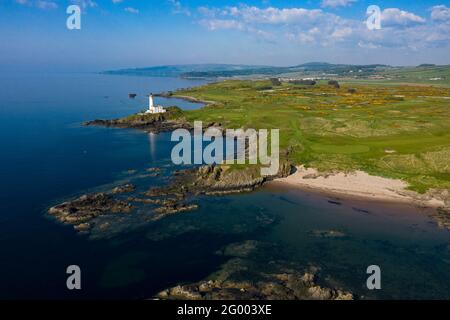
[178,63,390,78]
[103,63,450,84]
[102,63,390,78]
[102,64,269,77]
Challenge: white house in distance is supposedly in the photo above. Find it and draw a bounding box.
[145,94,166,114]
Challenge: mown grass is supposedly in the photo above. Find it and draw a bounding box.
[173,80,450,192]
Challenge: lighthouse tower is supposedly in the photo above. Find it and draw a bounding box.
[145,94,166,114]
[148,94,155,113]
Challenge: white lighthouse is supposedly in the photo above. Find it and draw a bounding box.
[145,94,166,114]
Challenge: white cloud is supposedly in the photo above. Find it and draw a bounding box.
[124,7,139,14]
[199,18,274,41]
[112,0,123,3]
[15,0,57,9]
[381,8,426,27]
[331,27,353,39]
[168,0,191,16]
[200,19,244,31]
[198,5,350,44]
[196,4,448,50]
[197,6,219,18]
[321,0,357,8]
[36,1,57,9]
[358,41,380,49]
[70,0,97,11]
[430,5,450,22]
[288,27,322,44]
[221,6,328,25]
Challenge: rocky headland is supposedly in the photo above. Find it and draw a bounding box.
[48,161,294,235]
[85,106,191,133]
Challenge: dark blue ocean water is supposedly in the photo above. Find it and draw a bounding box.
[0,73,449,299]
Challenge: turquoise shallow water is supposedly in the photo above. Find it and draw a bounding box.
[0,73,449,299]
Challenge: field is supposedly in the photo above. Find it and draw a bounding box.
[173,80,450,192]
[378,65,450,86]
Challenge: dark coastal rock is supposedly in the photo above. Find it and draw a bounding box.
[128,93,137,99]
[155,256,353,300]
[154,92,173,98]
[157,285,203,300]
[274,161,295,179]
[310,230,346,238]
[85,106,190,133]
[192,162,294,195]
[155,241,353,300]
[74,223,91,232]
[195,165,265,194]
[67,176,196,227]
[328,200,342,206]
[352,207,370,214]
[433,207,450,230]
[397,188,449,230]
[48,193,133,226]
[141,165,262,199]
[111,183,136,194]
[216,240,258,258]
[141,162,295,208]
[151,203,199,221]
[99,222,111,231]
[142,167,162,177]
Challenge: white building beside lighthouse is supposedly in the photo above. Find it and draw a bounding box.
[145,94,166,114]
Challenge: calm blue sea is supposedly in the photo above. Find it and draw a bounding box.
[0,73,449,299]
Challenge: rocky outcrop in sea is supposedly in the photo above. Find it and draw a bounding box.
[48,160,294,237]
[156,240,353,300]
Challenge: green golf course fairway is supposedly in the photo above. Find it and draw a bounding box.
[172,79,450,193]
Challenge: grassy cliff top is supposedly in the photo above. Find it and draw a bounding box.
[174,80,450,192]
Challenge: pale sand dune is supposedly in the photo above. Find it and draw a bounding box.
[273,166,445,207]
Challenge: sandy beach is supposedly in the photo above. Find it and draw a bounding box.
[273,166,446,208]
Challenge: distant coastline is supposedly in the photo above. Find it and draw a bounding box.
[101,63,450,86]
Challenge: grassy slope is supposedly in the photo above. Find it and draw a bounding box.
[338,66,450,87]
[173,80,450,193]
[380,66,450,85]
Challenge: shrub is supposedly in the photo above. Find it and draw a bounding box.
[328,80,340,88]
[289,80,316,85]
[270,78,282,86]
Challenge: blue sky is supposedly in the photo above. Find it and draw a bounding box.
[1,0,449,72]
